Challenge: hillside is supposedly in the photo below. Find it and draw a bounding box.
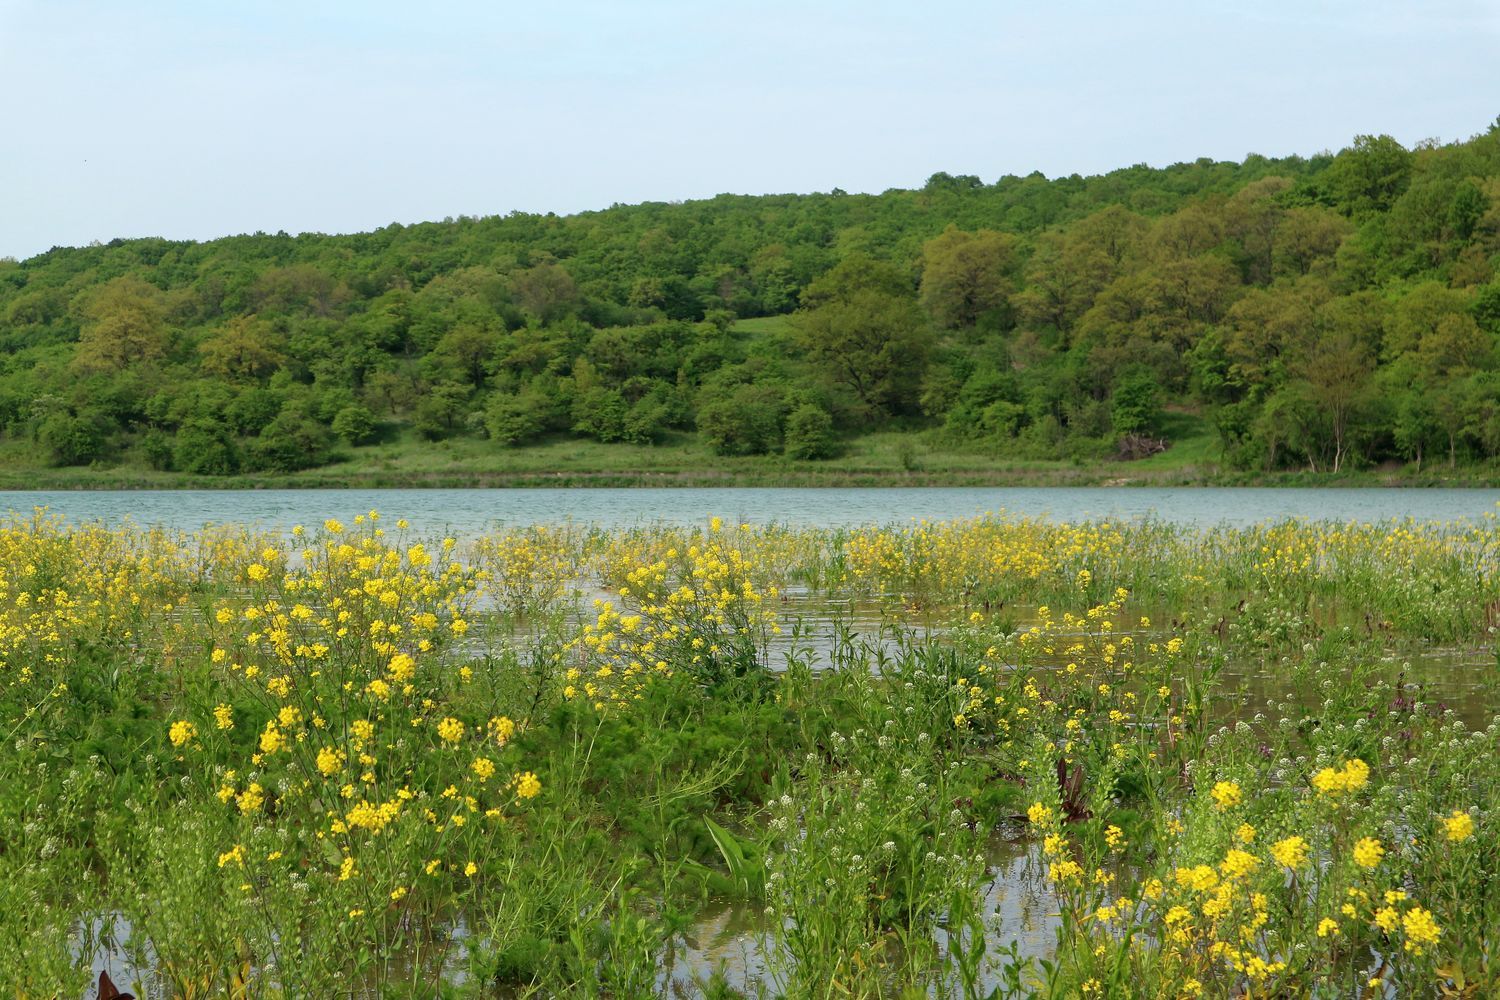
[2,123,1499,485]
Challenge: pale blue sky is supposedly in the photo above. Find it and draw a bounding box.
[2,1,1497,260]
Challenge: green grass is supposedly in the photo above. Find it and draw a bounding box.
[729,315,797,338]
[3,417,1498,490]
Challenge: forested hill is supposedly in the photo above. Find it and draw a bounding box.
[3,124,1499,480]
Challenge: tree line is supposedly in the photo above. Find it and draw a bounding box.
[1,122,1498,475]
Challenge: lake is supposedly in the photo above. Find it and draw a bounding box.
[3,486,1499,534]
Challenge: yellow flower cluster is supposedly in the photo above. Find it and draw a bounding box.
[185,514,547,910]
[1269,836,1310,869]
[1444,809,1475,842]
[1210,781,1243,811]
[1311,758,1370,799]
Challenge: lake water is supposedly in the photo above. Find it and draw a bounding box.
[4,486,1499,534]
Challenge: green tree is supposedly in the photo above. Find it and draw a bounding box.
[1325,134,1413,216]
[571,387,629,442]
[511,263,581,323]
[484,390,547,446]
[697,384,788,456]
[431,324,498,389]
[198,317,285,382]
[332,404,379,445]
[413,382,471,440]
[1287,330,1373,473]
[919,226,1018,329]
[1272,207,1352,278]
[249,412,333,472]
[140,429,174,470]
[1110,368,1163,437]
[1391,388,1442,470]
[174,420,239,476]
[72,277,169,374]
[794,255,931,418]
[783,404,836,459]
[36,409,110,466]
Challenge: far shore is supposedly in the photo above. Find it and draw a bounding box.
[3,464,1498,491]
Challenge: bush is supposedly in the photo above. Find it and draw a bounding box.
[1111,367,1163,437]
[977,399,1025,440]
[485,392,547,446]
[37,410,109,467]
[486,384,571,447]
[140,429,174,471]
[224,388,283,436]
[331,404,378,445]
[623,396,670,445]
[413,382,471,440]
[246,413,332,473]
[783,404,836,460]
[698,384,787,456]
[174,420,239,475]
[571,388,629,443]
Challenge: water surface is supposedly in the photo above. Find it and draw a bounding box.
[6,486,1498,534]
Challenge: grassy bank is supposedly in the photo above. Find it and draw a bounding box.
[3,417,1499,489]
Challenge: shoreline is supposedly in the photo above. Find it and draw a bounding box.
[3,465,1498,491]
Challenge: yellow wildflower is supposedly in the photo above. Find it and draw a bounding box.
[1444,810,1475,842]
[1270,836,1309,870]
[1352,837,1384,869]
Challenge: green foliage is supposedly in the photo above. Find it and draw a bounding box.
[795,254,933,418]
[1110,367,1163,436]
[5,513,1500,992]
[331,403,378,445]
[36,408,109,466]
[413,382,471,440]
[2,125,1500,476]
[140,428,175,470]
[248,411,333,472]
[1324,134,1414,216]
[224,386,283,436]
[784,403,837,460]
[484,389,549,446]
[919,224,1019,329]
[698,383,788,456]
[173,419,239,475]
[570,387,630,443]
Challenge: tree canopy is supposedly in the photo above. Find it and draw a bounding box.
[2,121,1500,473]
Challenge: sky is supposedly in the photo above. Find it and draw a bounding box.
[2,0,1498,261]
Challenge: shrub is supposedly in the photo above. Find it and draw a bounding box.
[140,429,174,471]
[246,413,332,472]
[485,392,547,446]
[224,388,283,436]
[331,404,378,445]
[697,384,788,456]
[174,420,239,475]
[623,396,670,445]
[36,410,109,466]
[1111,367,1163,437]
[784,404,836,460]
[413,382,471,440]
[571,388,629,443]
